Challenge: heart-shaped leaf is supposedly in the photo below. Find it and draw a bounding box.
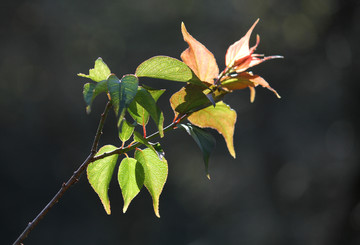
[180,123,216,179]
[188,101,237,158]
[78,57,111,82]
[135,56,203,86]
[135,148,168,218]
[118,157,145,213]
[87,145,119,214]
[107,74,138,117]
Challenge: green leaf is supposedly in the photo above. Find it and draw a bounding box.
[188,101,237,158]
[119,120,135,143]
[135,148,168,218]
[87,145,119,215]
[78,57,111,82]
[170,84,227,116]
[107,74,138,117]
[82,80,108,114]
[118,157,145,213]
[135,56,204,86]
[133,131,158,156]
[128,87,164,137]
[180,123,216,179]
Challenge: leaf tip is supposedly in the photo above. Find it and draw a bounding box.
[123,204,129,214]
[206,173,211,180]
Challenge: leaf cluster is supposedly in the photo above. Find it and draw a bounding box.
[78,19,282,217]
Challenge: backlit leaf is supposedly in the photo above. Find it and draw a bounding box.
[118,157,144,213]
[170,84,227,116]
[135,148,168,218]
[135,56,203,86]
[225,19,259,67]
[87,145,119,215]
[180,123,216,179]
[188,101,237,158]
[107,74,138,117]
[181,22,219,84]
[221,72,280,102]
[82,80,108,113]
[119,120,135,143]
[133,131,158,156]
[128,87,164,137]
[78,57,111,82]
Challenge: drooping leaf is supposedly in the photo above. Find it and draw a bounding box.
[78,57,111,82]
[119,120,136,143]
[181,22,219,85]
[188,101,237,158]
[135,148,168,218]
[180,123,216,179]
[135,56,204,86]
[128,87,165,128]
[170,84,227,116]
[118,157,144,213]
[225,19,259,68]
[107,74,138,117]
[221,72,280,102]
[82,80,108,113]
[87,145,119,215]
[128,87,164,137]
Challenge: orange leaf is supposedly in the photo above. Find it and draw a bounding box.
[188,101,237,158]
[221,72,280,102]
[181,22,219,85]
[225,19,259,68]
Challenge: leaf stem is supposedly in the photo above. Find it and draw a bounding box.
[13,101,112,245]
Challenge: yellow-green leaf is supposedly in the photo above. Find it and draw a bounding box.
[188,101,237,158]
[134,148,168,218]
[118,157,144,213]
[87,145,119,214]
[170,84,228,116]
[78,57,111,82]
[135,56,203,86]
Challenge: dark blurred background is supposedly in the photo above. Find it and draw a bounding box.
[1,0,359,244]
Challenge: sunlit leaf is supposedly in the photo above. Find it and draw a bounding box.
[135,56,203,86]
[133,131,158,156]
[221,72,280,102]
[181,22,219,84]
[170,84,227,116]
[119,120,136,143]
[188,101,237,158]
[107,74,138,117]
[87,145,119,215]
[82,80,108,114]
[118,157,144,213]
[128,87,164,137]
[78,57,111,82]
[180,123,216,179]
[135,148,168,218]
[225,19,259,68]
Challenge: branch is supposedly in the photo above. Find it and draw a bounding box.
[13,101,112,245]
[92,113,189,161]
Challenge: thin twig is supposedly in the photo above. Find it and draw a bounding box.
[13,102,187,245]
[13,102,112,245]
